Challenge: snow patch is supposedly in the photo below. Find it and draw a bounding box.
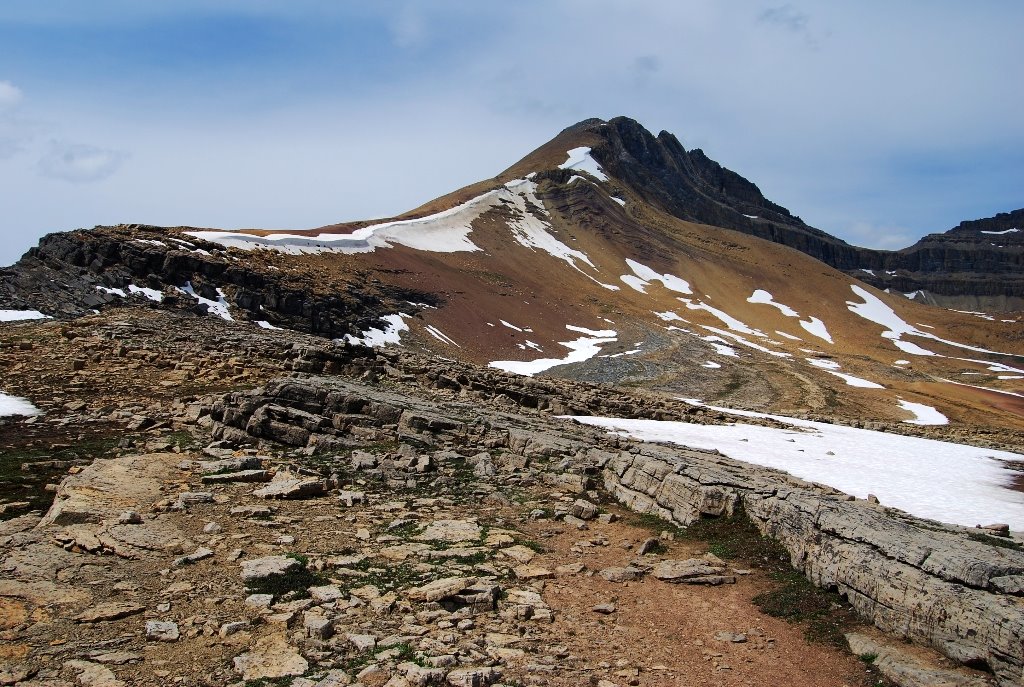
[489,324,617,376]
[0,392,39,417]
[256,320,282,330]
[127,284,163,302]
[177,283,232,321]
[898,400,948,425]
[0,309,50,322]
[847,285,1016,357]
[344,314,409,347]
[747,289,798,317]
[502,179,599,273]
[620,275,649,293]
[558,146,609,181]
[186,184,508,255]
[806,357,883,388]
[798,317,833,344]
[980,228,1019,235]
[746,289,832,343]
[568,404,1024,530]
[654,311,685,322]
[683,300,764,337]
[625,259,692,295]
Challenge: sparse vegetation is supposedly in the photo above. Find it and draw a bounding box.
[246,555,324,600]
[967,531,1021,550]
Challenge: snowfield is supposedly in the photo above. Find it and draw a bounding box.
[0,392,39,417]
[566,403,1024,530]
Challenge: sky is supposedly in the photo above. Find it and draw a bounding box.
[0,1,1021,267]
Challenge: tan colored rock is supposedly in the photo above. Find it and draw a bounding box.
[232,633,309,681]
[75,602,145,623]
[512,564,553,580]
[497,545,536,564]
[414,519,481,543]
[64,660,125,687]
[239,555,301,582]
[407,576,478,602]
[252,472,326,499]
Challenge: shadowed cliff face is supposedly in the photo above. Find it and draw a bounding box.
[577,117,1023,310]
[0,225,439,337]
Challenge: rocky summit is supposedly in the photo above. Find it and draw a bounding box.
[1,116,1023,687]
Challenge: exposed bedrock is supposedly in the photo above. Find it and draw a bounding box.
[193,365,1024,686]
[0,225,438,336]
[601,448,1024,686]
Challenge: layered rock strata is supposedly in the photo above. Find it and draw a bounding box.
[197,371,1024,686]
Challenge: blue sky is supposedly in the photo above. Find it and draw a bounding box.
[1,1,1021,266]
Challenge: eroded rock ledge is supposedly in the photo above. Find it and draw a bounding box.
[197,372,1024,686]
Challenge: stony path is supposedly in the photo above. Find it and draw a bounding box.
[0,437,885,687]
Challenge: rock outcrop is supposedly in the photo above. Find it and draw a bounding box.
[0,224,439,335]
[600,447,1024,686]
[195,371,1024,686]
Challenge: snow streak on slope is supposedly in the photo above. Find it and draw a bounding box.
[746,289,833,344]
[489,325,617,376]
[567,405,1024,530]
[747,289,798,317]
[501,179,618,290]
[558,147,609,181]
[0,392,39,417]
[847,285,1018,357]
[620,259,692,295]
[806,358,884,388]
[683,301,764,337]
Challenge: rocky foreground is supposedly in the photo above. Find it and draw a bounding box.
[1,309,1021,687]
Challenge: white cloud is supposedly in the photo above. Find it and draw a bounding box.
[38,141,128,183]
[0,81,23,110]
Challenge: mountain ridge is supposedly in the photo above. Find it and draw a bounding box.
[560,117,1023,310]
